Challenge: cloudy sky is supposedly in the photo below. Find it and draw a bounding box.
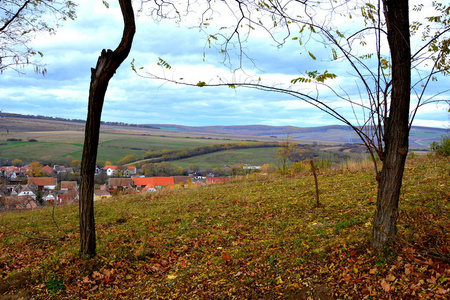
[1,0,449,128]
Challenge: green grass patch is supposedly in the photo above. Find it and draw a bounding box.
[99,136,238,151]
[0,141,82,161]
[0,133,251,164]
[172,147,279,168]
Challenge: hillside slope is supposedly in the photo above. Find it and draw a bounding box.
[1,113,444,147]
[0,156,448,299]
[152,124,447,148]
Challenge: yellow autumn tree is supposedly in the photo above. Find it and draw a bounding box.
[26,161,44,177]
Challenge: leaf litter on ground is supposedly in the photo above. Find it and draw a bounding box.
[0,155,448,299]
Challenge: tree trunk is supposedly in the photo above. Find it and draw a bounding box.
[79,0,135,257]
[371,0,411,249]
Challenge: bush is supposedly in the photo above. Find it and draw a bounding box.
[430,136,450,156]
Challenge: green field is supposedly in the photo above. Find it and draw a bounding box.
[0,131,261,164]
[99,136,239,151]
[0,132,367,167]
[0,118,373,167]
[0,141,82,161]
[172,147,280,168]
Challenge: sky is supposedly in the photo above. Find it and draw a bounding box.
[0,0,449,129]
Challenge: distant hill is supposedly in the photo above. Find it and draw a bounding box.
[150,124,448,149]
[0,112,446,149]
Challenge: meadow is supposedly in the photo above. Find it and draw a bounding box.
[0,119,359,169]
[0,116,423,169]
[0,155,448,299]
[0,130,254,165]
[171,147,280,168]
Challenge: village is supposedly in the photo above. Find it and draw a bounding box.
[0,163,262,211]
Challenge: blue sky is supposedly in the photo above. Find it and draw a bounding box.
[0,0,449,128]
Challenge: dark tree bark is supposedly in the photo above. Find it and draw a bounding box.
[371,0,411,249]
[79,0,135,257]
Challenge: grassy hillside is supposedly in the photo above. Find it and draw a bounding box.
[1,116,439,167]
[0,131,248,164]
[0,118,368,168]
[0,155,448,299]
[172,147,280,168]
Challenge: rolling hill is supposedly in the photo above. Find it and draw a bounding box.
[151,124,447,148]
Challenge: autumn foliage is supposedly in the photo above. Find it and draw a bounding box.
[0,155,448,298]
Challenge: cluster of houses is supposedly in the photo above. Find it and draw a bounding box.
[0,165,73,184]
[0,177,78,210]
[0,164,232,211]
[107,175,230,193]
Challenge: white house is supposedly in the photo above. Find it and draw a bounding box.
[16,185,37,199]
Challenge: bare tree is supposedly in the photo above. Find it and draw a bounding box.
[138,0,450,249]
[79,0,136,257]
[0,0,76,73]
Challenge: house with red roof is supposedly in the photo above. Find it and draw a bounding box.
[60,181,78,191]
[53,165,72,174]
[104,165,119,176]
[132,177,174,191]
[27,177,57,190]
[132,177,152,188]
[124,166,137,176]
[104,165,137,177]
[1,166,28,183]
[108,178,134,189]
[57,190,79,205]
[16,184,37,199]
[42,165,55,177]
[58,181,79,204]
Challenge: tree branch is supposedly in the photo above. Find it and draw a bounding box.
[0,0,31,32]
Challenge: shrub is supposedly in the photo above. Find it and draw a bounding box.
[430,136,450,156]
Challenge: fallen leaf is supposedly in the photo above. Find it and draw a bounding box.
[222,252,231,262]
[90,285,98,292]
[381,279,392,292]
[427,276,437,284]
[82,276,92,284]
[92,271,104,280]
[386,274,396,282]
[404,264,412,275]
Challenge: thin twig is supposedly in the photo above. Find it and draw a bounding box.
[51,201,68,236]
[0,222,60,242]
